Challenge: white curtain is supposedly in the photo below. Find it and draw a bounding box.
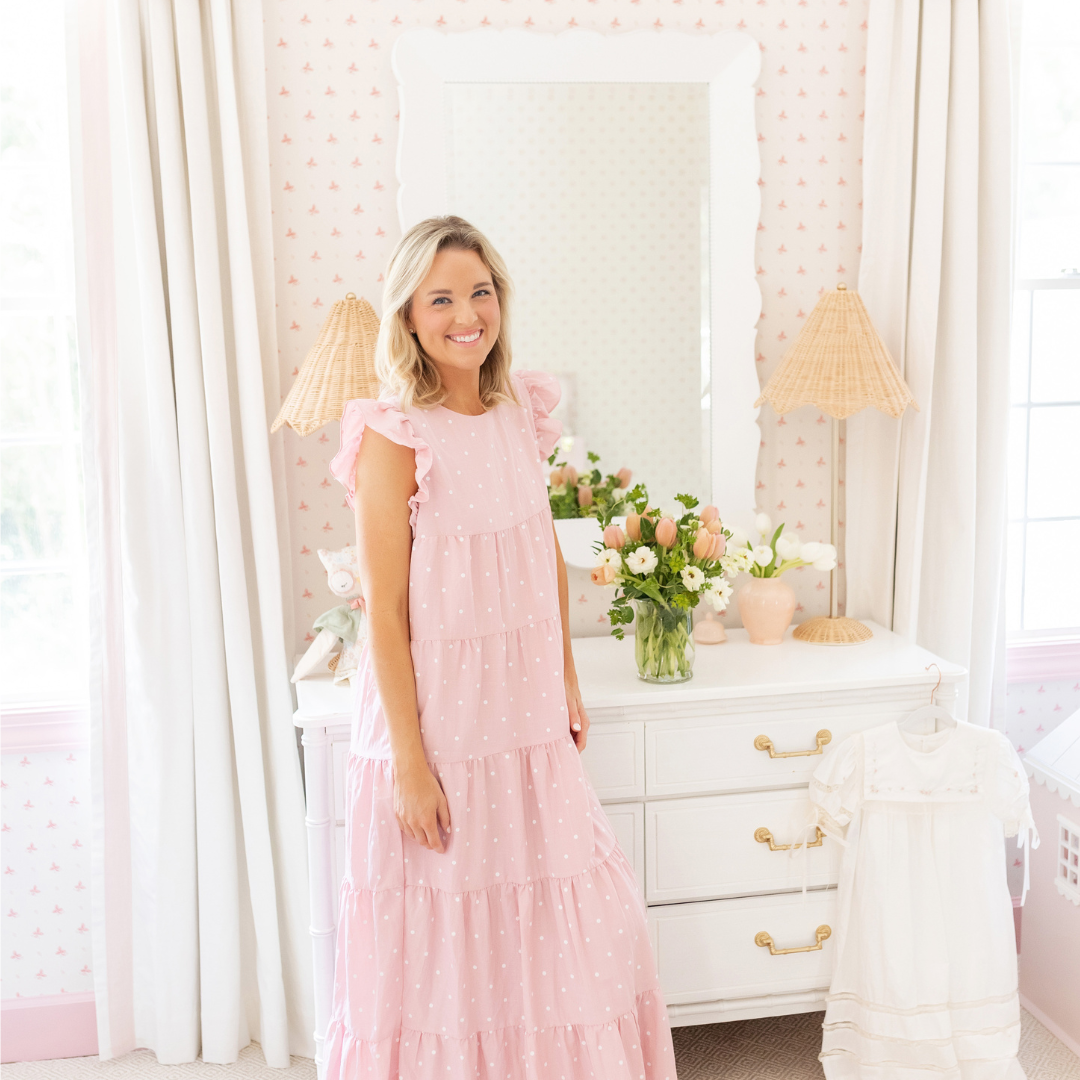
[67,0,313,1064]
[845,0,1015,728]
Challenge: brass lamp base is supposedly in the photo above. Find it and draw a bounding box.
[793,616,873,645]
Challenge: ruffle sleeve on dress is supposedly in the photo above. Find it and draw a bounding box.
[514,369,562,460]
[329,398,433,533]
[808,733,864,843]
[987,730,1033,836]
[987,730,1041,903]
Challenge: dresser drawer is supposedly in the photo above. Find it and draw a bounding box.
[602,801,645,895]
[648,890,837,1005]
[645,707,904,796]
[580,721,645,799]
[645,789,840,902]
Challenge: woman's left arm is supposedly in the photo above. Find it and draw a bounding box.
[552,522,590,752]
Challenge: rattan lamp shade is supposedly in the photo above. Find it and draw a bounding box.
[753,284,918,646]
[754,284,917,419]
[271,293,381,437]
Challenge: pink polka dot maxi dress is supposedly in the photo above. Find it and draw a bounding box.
[324,370,677,1080]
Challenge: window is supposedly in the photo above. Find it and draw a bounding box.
[1056,815,1080,904]
[0,0,89,707]
[1006,0,1080,639]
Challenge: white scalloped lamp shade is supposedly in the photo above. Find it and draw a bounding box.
[271,293,381,437]
[754,283,918,420]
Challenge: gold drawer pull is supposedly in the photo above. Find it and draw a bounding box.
[754,826,824,851]
[755,925,832,955]
[754,729,832,758]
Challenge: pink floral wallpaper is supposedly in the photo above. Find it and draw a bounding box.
[264,0,871,648]
[1,750,94,999]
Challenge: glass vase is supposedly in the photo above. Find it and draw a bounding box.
[633,599,695,683]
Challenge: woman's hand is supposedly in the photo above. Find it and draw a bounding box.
[393,758,451,852]
[565,665,590,753]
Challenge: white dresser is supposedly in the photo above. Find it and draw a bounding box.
[293,620,965,1068]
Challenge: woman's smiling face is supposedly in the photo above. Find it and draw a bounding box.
[408,246,501,380]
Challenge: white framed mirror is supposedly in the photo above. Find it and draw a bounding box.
[392,28,762,533]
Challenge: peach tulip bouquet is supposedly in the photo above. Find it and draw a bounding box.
[546,449,638,521]
[590,491,752,682]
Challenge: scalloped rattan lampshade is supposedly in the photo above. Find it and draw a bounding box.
[754,284,918,646]
[754,284,918,419]
[271,293,381,437]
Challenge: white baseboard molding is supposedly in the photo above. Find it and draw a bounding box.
[1020,994,1080,1059]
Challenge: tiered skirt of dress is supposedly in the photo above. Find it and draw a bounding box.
[323,371,677,1079]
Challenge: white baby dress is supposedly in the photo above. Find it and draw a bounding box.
[808,713,1038,1080]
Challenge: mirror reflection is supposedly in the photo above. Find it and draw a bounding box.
[445,82,711,505]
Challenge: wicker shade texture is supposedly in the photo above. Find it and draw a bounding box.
[754,284,918,419]
[272,293,381,437]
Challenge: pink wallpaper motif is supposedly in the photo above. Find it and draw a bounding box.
[1,751,94,999]
[265,0,870,649]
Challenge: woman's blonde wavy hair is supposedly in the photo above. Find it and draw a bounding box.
[375,216,518,412]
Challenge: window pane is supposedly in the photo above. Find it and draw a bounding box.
[1030,290,1080,403]
[0,314,74,432]
[1006,521,1024,633]
[0,443,75,561]
[1008,406,1029,520]
[1017,164,1080,279]
[0,572,87,703]
[1024,519,1080,631]
[1010,290,1031,405]
[1026,405,1080,518]
[1019,5,1080,162]
[0,171,58,296]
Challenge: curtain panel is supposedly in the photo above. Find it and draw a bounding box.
[846,0,1015,729]
[67,0,313,1064]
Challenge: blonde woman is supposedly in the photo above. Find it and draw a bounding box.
[325,216,676,1078]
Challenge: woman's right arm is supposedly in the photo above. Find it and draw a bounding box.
[353,427,450,853]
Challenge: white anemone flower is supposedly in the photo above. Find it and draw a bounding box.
[775,534,802,562]
[680,566,706,591]
[703,578,733,611]
[625,546,658,575]
[752,544,776,568]
[595,548,622,570]
[754,512,773,537]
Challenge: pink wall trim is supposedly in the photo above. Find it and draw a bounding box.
[1,993,98,1063]
[1006,639,1080,684]
[1,708,90,752]
[1012,896,1022,954]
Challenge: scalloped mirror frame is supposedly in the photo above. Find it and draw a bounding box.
[391,28,762,531]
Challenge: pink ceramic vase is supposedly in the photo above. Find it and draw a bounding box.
[737,576,797,645]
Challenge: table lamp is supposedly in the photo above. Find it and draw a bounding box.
[754,283,918,645]
[271,293,380,437]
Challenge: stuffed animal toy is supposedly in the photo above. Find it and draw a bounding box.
[292,545,367,685]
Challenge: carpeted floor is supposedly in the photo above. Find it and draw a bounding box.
[5,1008,1077,1079]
